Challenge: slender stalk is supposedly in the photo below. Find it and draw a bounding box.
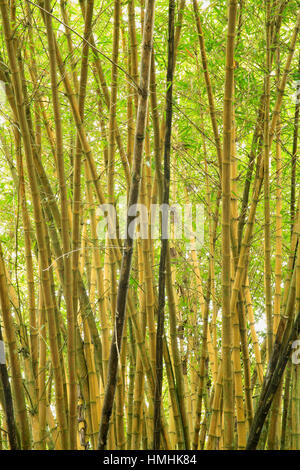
[97,0,156,449]
[221,0,238,451]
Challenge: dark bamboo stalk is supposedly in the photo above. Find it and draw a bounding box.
[153,0,175,449]
[97,0,156,450]
[0,325,18,450]
[246,310,300,449]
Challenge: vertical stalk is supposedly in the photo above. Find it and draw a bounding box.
[153,0,175,449]
[221,0,237,450]
[43,0,76,448]
[97,0,156,449]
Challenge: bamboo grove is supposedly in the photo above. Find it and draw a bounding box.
[0,0,299,451]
